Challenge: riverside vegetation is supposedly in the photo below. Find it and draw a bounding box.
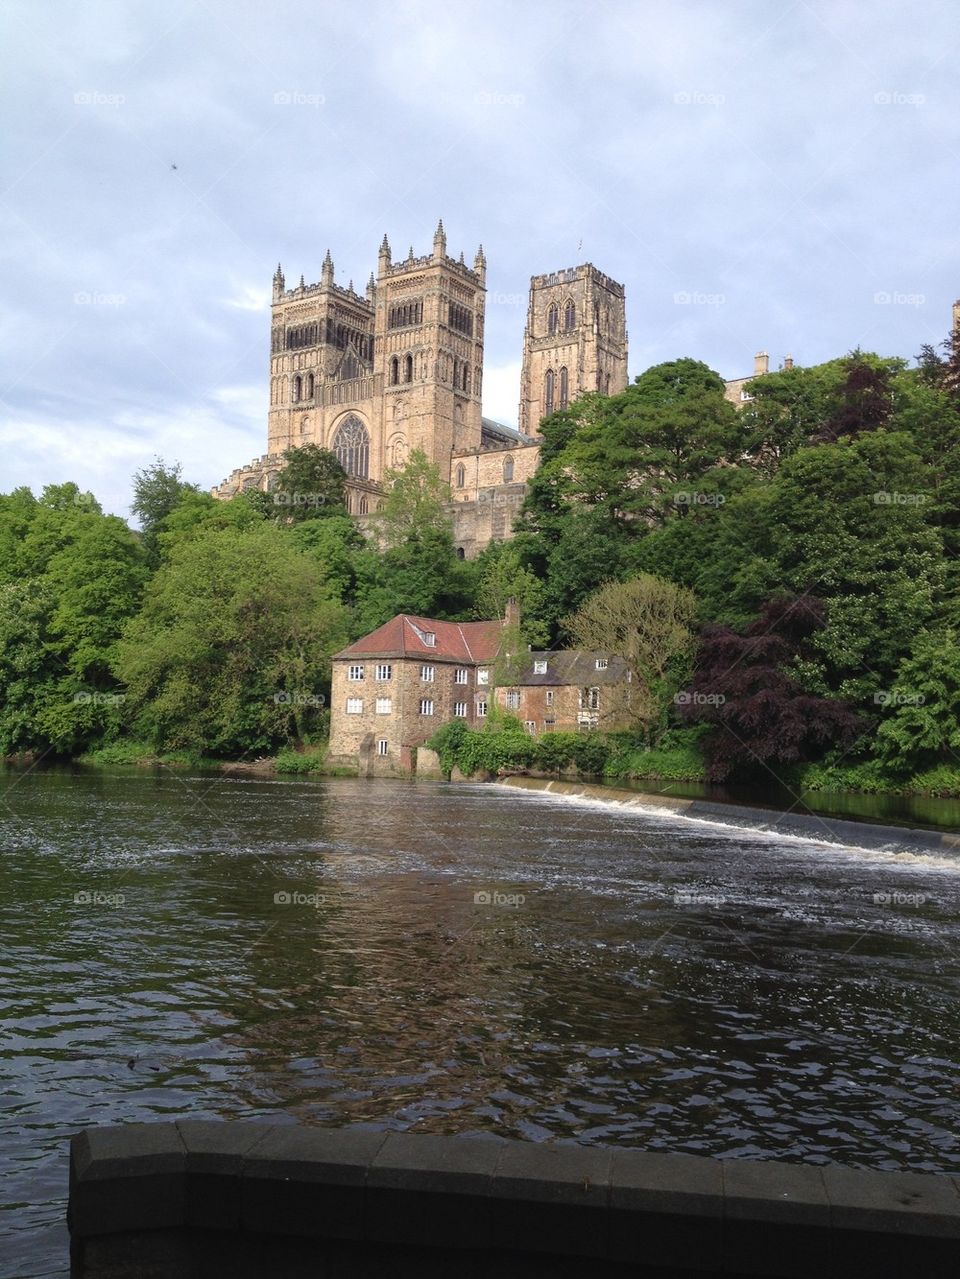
[4,332,960,796]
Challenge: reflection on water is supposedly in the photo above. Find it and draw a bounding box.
[2,767,959,1277]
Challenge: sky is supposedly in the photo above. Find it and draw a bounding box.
[1,0,958,521]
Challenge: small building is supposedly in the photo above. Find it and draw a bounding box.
[328,612,510,774]
[494,650,634,735]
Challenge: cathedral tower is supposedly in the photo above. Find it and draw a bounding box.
[373,221,486,477]
[518,264,628,435]
[267,254,375,458]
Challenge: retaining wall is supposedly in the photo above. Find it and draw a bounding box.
[68,1122,960,1278]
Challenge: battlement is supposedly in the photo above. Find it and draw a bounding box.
[381,251,483,287]
[274,278,373,309]
[530,263,625,297]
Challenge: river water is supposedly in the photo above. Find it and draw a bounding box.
[2,767,960,1277]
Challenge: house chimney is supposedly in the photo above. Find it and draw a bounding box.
[783,354,794,371]
[754,351,769,376]
[504,596,520,629]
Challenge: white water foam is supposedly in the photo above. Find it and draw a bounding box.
[495,784,960,874]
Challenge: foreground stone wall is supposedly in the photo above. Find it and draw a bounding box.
[69,1121,960,1278]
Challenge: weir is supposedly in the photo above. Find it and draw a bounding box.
[68,1121,960,1277]
[497,775,960,856]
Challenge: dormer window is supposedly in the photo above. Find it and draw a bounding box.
[533,660,547,674]
[423,632,436,647]
[595,658,608,670]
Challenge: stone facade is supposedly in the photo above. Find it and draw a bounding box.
[211,226,629,556]
[328,612,507,775]
[518,264,628,436]
[494,650,635,734]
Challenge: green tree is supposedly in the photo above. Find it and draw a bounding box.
[114,522,349,756]
[264,444,348,522]
[131,458,201,565]
[563,574,697,742]
[875,631,960,772]
[372,448,452,548]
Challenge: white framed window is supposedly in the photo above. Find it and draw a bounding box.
[580,687,600,711]
[595,658,608,670]
[345,697,363,714]
[375,663,392,680]
[419,698,434,715]
[543,718,555,729]
[420,665,435,682]
[375,697,392,714]
[505,690,521,710]
[454,668,469,684]
[377,739,388,756]
[477,668,489,685]
[545,690,554,706]
[454,702,467,717]
[476,699,487,717]
[523,720,536,735]
[533,659,547,674]
[423,631,436,647]
[348,664,364,681]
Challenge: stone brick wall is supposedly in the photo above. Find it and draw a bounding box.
[329,656,493,773]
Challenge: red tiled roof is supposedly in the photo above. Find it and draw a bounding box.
[332,614,504,663]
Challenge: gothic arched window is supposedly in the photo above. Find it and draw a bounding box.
[503,457,514,482]
[544,369,555,414]
[564,299,575,331]
[404,354,413,383]
[463,365,470,393]
[293,375,302,403]
[559,366,569,410]
[547,303,558,335]
[332,414,370,479]
[455,463,465,488]
[358,495,369,515]
[305,372,314,399]
[390,357,399,386]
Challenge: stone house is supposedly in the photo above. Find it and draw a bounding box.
[328,612,509,775]
[494,650,635,735]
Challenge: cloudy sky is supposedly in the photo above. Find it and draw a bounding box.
[2,0,958,519]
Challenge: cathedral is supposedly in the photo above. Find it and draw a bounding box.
[212,221,629,556]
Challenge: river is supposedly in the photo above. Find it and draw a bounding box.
[2,766,959,1277]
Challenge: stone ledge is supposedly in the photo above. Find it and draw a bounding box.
[68,1123,960,1278]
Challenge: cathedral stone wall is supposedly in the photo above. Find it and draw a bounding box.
[212,228,629,557]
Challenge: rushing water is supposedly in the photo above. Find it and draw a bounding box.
[2,767,960,1277]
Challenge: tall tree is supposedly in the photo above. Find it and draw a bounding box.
[563,574,697,742]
